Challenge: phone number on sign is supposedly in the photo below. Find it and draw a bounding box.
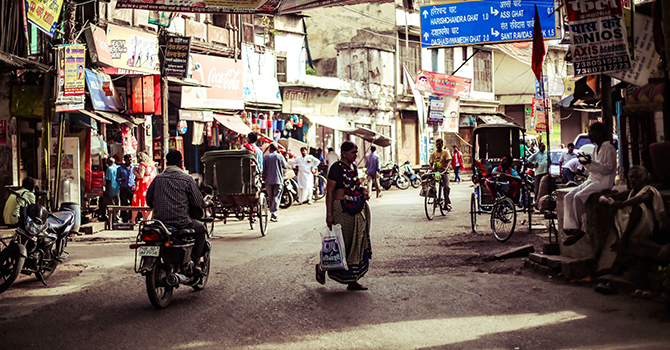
[574,61,630,75]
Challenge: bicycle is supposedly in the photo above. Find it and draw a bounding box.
[485,175,521,242]
[312,174,327,201]
[422,171,448,220]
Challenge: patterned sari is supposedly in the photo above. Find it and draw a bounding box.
[327,162,372,284]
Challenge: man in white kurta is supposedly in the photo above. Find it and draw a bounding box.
[292,147,320,204]
[563,122,617,246]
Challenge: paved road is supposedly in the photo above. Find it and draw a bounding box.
[1,184,669,349]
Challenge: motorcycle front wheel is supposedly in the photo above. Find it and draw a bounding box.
[410,176,421,188]
[396,174,410,190]
[279,187,293,209]
[0,244,25,294]
[146,260,174,309]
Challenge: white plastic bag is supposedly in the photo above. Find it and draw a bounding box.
[319,224,348,271]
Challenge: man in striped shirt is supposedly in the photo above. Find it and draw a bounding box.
[147,150,207,274]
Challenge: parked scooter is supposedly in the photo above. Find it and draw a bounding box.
[130,211,214,309]
[401,160,421,188]
[0,188,74,294]
[379,162,410,190]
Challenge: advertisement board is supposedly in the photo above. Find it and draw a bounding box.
[85,69,120,112]
[566,0,631,76]
[415,70,471,99]
[26,0,63,36]
[105,24,159,75]
[181,54,244,110]
[63,45,86,96]
[164,36,190,78]
[84,24,113,68]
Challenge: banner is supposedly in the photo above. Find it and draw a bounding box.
[533,97,552,134]
[26,0,64,36]
[566,0,631,76]
[438,96,460,133]
[164,36,191,78]
[105,24,159,75]
[63,45,86,96]
[609,12,658,86]
[414,70,471,98]
[428,96,444,123]
[55,46,84,112]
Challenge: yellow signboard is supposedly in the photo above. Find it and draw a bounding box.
[26,0,64,36]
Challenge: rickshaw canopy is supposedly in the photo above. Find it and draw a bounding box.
[473,122,525,161]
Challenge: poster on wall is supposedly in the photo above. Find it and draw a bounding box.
[566,0,631,76]
[63,45,86,96]
[438,96,460,133]
[55,46,84,112]
[428,96,444,123]
[26,0,64,36]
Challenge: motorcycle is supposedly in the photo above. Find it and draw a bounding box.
[0,188,74,294]
[401,160,421,188]
[130,212,214,309]
[379,162,410,190]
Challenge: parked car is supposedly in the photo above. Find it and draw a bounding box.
[549,149,567,183]
[573,133,619,151]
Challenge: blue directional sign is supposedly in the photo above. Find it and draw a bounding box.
[420,0,559,48]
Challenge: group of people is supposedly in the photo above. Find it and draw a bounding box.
[100,151,157,224]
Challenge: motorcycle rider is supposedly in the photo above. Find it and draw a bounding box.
[146,150,207,275]
[429,139,452,211]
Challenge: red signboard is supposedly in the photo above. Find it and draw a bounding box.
[414,70,472,99]
[130,75,155,114]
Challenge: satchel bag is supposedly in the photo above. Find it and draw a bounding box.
[319,224,348,270]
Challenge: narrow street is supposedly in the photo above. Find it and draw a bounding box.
[1,184,669,350]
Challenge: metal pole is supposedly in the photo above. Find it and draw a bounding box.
[54,113,65,208]
[159,28,170,171]
[601,74,613,136]
[662,0,670,139]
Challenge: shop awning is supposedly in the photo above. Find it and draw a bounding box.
[96,111,138,126]
[78,110,112,124]
[213,113,253,135]
[167,77,210,88]
[350,126,392,147]
[305,115,355,132]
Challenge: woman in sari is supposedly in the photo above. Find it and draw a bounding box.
[131,151,156,223]
[316,141,372,291]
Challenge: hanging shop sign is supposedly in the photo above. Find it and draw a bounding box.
[84,24,113,68]
[179,110,214,122]
[55,46,84,112]
[244,75,282,105]
[609,12,658,86]
[104,24,159,75]
[85,69,120,112]
[164,36,191,78]
[414,70,471,99]
[282,88,339,116]
[26,0,64,36]
[181,54,244,110]
[63,44,86,96]
[438,96,460,133]
[130,75,155,114]
[566,0,631,77]
[427,96,444,123]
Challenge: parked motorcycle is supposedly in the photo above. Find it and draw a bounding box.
[379,162,410,190]
[130,213,214,309]
[280,177,298,209]
[0,188,74,294]
[401,160,421,188]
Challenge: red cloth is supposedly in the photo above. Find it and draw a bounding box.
[132,163,155,215]
[451,151,464,168]
[531,4,545,82]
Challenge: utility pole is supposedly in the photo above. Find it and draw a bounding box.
[159,27,169,170]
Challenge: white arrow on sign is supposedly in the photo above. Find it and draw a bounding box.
[423,10,428,18]
[491,7,499,16]
[491,28,500,37]
[423,32,429,41]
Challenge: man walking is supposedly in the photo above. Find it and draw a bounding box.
[263,142,288,222]
[292,147,320,204]
[101,156,120,223]
[116,154,135,223]
[365,146,382,198]
[429,139,452,211]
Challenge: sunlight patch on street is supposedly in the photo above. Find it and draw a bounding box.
[230,311,586,350]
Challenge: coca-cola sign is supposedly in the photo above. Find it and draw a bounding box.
[181,53,244,110]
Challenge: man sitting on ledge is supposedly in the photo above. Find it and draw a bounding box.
[600,166,670,259]
[563,122,617,246]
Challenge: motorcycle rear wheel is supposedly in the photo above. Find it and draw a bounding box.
[146,261,174,309]
[279,187,293,209]
[396,174,410,190]
[192,250,211,291]
[0,244,25,294]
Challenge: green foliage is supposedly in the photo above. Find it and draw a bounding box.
[659,264,670,289]
[306,65,316,75]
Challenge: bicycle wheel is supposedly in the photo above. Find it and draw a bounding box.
[424,188,436,220]
[312,175,326,201]
[491,197,517,242]
[470,192,477,233]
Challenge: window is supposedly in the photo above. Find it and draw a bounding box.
[400,34,421,86]
[241,14,254,43]
[473,50,492,92]
[444,47,454,75]
[277,53,287,82]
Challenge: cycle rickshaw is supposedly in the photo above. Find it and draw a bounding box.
[469,122,534,242]
[201,150,269,237]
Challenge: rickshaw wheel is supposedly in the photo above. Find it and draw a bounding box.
[258,192,269,236]
[491,197,517,242]
[470,192,477,232]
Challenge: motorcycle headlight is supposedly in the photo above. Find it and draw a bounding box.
[25,216,42,236]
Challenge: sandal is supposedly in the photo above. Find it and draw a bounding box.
[315,264,325,285]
